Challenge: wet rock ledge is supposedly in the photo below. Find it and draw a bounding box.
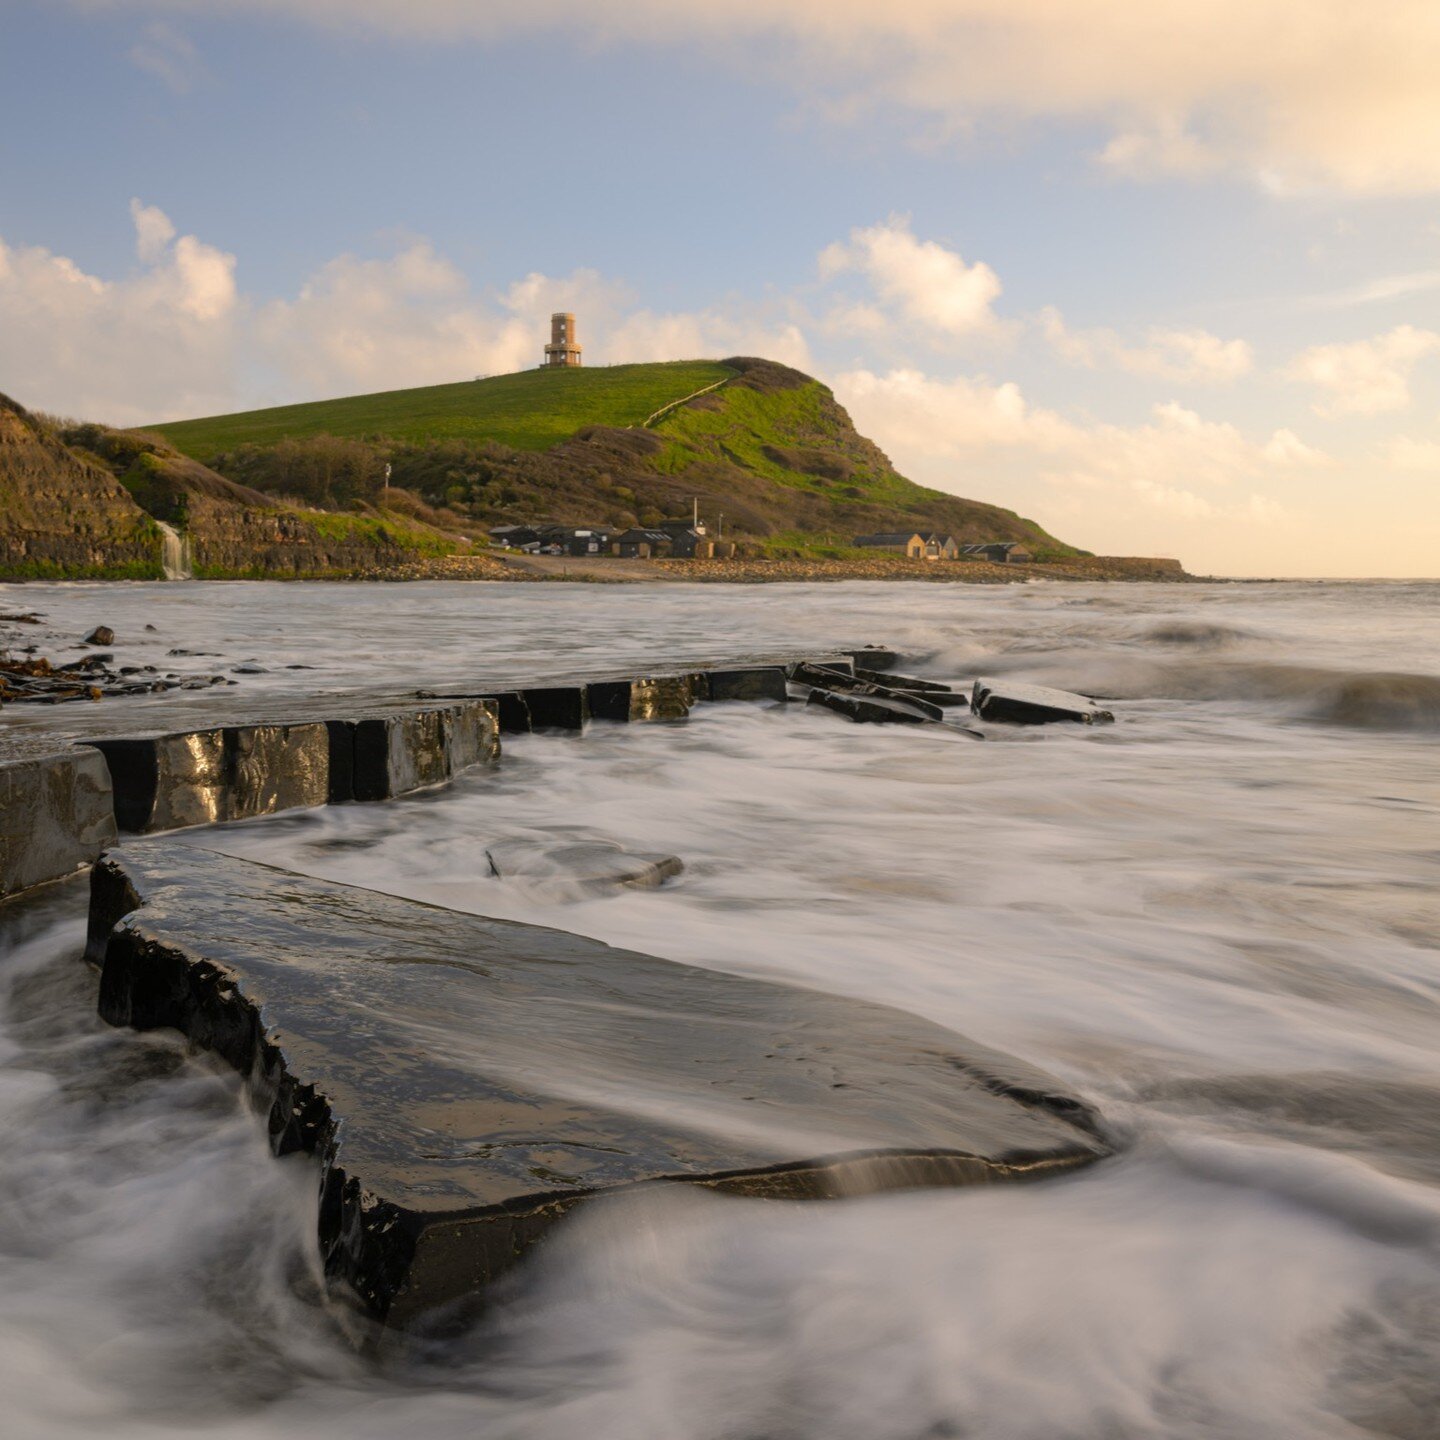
[89,844,1110,1337]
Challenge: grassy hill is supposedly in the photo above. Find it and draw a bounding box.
[143,357,1080,558]
[152,362,734,457]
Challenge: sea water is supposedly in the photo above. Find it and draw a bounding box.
[2,578,1439,1439]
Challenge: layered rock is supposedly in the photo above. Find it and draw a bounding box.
[89,845,1109,1335]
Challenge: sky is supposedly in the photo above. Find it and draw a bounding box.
[2,2,1439,575]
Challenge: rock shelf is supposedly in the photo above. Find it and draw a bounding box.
[88,844,1110,1336]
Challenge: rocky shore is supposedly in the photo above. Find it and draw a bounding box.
[365,552,1193,583]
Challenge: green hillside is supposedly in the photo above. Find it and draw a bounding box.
[151,361,735,457]
[141,357,1079,557]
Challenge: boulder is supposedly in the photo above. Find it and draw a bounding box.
[850,647,900,670]
[84,722,330,832]
[485,837,684,897]
[0,748,116,897]
[971,679,1115,726]
[83,625,115,646]
[89,845,1109,1335]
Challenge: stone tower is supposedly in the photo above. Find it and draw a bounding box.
[544,312,582,368]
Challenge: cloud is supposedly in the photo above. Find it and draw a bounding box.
[0,202,237,423]
[832,368,1321,522]
[819,217,1002,340]
[1041,308,1253,384]
[1385,436,1440,472]
[1286,325,1440,417]
[1303,270,1440,311]
[0,203,809,420]
[129,198,176,264]
[81,0,1440,195]
[127,21,204,93]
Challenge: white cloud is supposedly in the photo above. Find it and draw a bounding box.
[833,368,1320,523]
[84,0,1440,195]
[819,216,1002,340]
[1385,436,1440,472]
[1286,325,1440,417]
[127,21,204,93]
[0,202,237,423]
[128,198,176,264]
[1041,308,1253,385]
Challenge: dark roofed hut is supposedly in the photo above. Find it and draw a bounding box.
[853,532,925,559]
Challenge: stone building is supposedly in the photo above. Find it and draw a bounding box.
[543,312,582,368]
[854,532,925,559]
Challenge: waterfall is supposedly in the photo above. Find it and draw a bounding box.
[156,520,194,581]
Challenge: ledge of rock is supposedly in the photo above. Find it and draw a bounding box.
[971,679,1115,726]
[89,844,1109,1336]
[486,836,684,898]
[0,748,116,897]
[586,675,697,723]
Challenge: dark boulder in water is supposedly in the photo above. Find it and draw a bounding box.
[83,626,115,647]
[88,844,1109,1336]
[971,679,1114,726]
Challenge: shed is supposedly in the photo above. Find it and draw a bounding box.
[853,533,925,559]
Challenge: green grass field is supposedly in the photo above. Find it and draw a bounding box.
[147,361,736,459]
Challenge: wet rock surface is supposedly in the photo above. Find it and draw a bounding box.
[519,686,590,731]
[326,701,499,804]
[485,836,685,897]
[85,723,331,833]
[586,675,696,723]
[89,844,1109,1335]
[705,666,789,703]
[971,678,1115,726]
[0,749,116,897]
[805,687,942,726]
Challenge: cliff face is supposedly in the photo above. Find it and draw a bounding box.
[0,397,460,581]
[0,395,162,579]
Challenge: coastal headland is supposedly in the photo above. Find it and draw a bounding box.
[1,358,1186,582]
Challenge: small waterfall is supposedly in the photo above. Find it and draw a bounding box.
[156,520,194,581]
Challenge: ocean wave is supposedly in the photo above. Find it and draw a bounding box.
[1137,620,1264,649]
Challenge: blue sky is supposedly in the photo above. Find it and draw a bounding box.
[3,1,1439,575]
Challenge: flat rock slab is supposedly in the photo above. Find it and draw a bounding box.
[972,678,1115,726]
[486,837,684,898]
[0,749,116,897]
[90,845,1108,1335]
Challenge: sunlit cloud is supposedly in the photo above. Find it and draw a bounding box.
[1286,325,1440,417]
[1041,308,1253,385]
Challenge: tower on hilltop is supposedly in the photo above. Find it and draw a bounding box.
[543,312,582,368]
